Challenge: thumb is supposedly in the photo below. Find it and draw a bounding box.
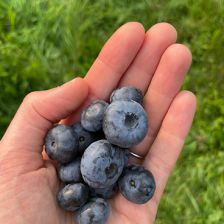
[1,77,88,155]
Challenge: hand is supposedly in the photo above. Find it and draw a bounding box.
[0,22,196,224]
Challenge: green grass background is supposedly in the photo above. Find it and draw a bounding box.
[0,0,224,223]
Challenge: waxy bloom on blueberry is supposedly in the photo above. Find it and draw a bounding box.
[81,140,126,188]
[103,100,148,148]
[81,100,109,132]
[45,124,79,163]
[75,198,110,224]
[118,165,156,204]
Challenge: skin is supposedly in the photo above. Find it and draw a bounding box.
[0,22,196,224]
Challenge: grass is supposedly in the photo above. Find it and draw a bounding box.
[0,0,224,223]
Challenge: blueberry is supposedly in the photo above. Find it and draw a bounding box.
[57,183,89,211]
[93,129,106,140]
[81,140,125,188]
[75,198,109,224]
[90,184,118,199]
[45,124,79,163]
[118,165,156,204]
[103,100,148,148]
[58,157,82,183]
[72,122,97,154]
[81,100,109,132]
[110,86,143,104]
[123,149,130,167]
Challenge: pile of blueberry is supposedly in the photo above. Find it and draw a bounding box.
[45,86,156,224]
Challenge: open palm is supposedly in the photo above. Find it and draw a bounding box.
[0,22,196,224]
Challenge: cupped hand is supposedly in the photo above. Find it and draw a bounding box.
[0,22,196,224]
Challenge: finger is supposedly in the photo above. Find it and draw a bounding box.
[119,23,177,93]
[85,22,145,99]
[110,92,195,224]
[1,78,88,154]
[132,44,192,156]
[144,91,196,211]
[64,22,145,124]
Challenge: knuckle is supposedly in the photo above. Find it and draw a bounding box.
[23,91,39,105]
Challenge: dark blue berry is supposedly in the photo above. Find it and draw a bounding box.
[72,122,97,154]
[58,157,82,183]
[81,140,125,188]
[75,198,109,224]
[123,149,130,167]
[57,183,89,211]
[90,184,118,199]
[45,124,79,163]
[110,86,143,104]
[93,129,106,140]
[118,165,156,204]
[103,100,148,148]
[81,100,109,132]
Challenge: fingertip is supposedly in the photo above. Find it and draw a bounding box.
[165,43,192,67]
[146,22,177,43]
[60,77,89,102]
[101,21,145,51]
[179,90,196,100]
[168,90,197,118]
[72,77,89,97]
[161,90,197,140]
[85,22,146,100]
[103,21,145,53]
[120,21,145,36]
[176,44,192,63]
[176,90,197,111]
